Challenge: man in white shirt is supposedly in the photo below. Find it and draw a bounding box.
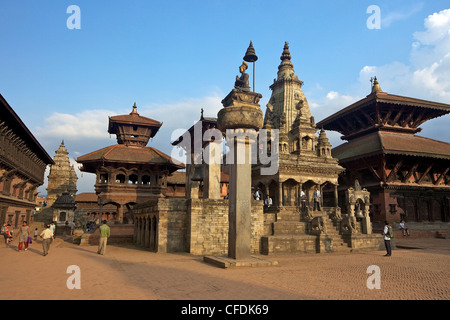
[254,188,261,201]
[40,224,54,256]
[300,189,307,210]
[383,220,392,256]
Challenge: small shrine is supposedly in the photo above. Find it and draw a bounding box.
[52,191,76,235]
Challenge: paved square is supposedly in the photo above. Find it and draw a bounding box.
[1,236,449,300]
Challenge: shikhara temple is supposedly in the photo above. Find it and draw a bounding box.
[1,41,449,255]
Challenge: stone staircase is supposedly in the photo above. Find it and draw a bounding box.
[318,214,352,253]
[261,207,351,254]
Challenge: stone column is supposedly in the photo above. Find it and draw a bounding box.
[227,129,255,258]
[278,182,283,207]
[298,183,303,206]
[144,217,150,248]
[334,184,339,208]
[217,87,263,260]
[116,205,123,224]
[203,140,221,199]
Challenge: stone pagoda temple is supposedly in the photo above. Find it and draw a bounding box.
[76,103,184,224]
[46,140,78,207]
[317,78,450,224]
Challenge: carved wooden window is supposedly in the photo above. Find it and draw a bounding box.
[128,174,138,185]
[115,174,125,184]
[142,175,151,185]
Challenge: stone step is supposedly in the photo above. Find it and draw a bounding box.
[436,231,450,239]
[273,222,307,235]
[276,212,301,222]
[261,235,317,255]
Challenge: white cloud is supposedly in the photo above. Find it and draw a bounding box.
[35,109,116,141]
[313,8,450,146]
[360,9,450,105]
[140,91,224,139]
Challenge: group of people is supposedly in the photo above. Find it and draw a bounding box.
[1,219,111,256]
[1,221,54,255]
[256,185,322,211]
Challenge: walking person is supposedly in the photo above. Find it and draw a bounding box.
[97,220,110,255]
[50,222,56,239]
[383,220,393,256]
[312,186,321,211]
[40,224,54,256]
[5,224,13,245]
[17,221,31,251]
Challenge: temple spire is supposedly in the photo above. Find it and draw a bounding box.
[280,41,292,61]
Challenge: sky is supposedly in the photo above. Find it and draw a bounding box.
[1,0,449,195]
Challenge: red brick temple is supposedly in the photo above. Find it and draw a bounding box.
[317,78,450,223]
[77,103,183,223]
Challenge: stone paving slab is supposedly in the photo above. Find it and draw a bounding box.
[1,236,449,302]
[203,255,278,268]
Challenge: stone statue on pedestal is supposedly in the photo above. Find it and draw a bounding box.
[235,61,250,91]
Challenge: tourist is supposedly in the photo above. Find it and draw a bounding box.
[264,195,272,208]
[300,188,307,210]
[6,224,13,245]
[50,222,56,238]
[312,186,321,211]
[97,220,110,255]
[40,224,54,256]
[399,219,410,236]
[1,223,7,246]
[70,221,76,235]
[254,188,261,200]
[383,220,393,256]
[1,223,12,246]
[17,221,31,251]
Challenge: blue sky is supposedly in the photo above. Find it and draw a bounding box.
[1,1,449,194]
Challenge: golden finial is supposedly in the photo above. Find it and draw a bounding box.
[131,102,138,114]
[371,77,383,93]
